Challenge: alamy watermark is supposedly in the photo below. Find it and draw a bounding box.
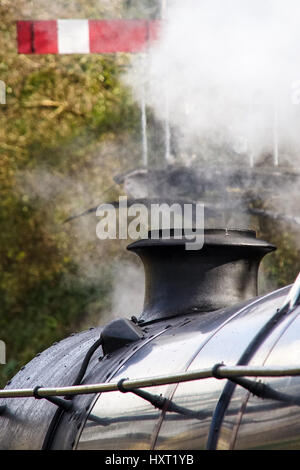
[0,81,6,105]
[96,197,204,250]
[0,340,6,365]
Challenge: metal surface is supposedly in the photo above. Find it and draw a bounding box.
[76,286,290,450]
[206,271,300,449]
[128,229,275,322]
[100,318,145,355]
[48,317,184,450]
[1,282,299,450]
[2,229,300,451]
[221,306,300,449]
[0,328,102,450]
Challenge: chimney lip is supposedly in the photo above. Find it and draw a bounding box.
[127,228,276,252]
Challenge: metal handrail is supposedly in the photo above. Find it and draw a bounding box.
[1,364,300,400]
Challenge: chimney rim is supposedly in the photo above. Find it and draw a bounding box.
[127,228,276,252]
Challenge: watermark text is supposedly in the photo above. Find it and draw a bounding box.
[96,197,204,250]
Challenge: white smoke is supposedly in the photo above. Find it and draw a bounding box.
[126,0,300,165]
[110,261,145,321]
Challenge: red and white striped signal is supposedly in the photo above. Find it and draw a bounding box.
[17,19,160,54]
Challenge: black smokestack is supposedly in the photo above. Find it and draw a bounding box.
[128,229,276,323]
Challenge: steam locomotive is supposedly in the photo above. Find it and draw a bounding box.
[1,227,300,450]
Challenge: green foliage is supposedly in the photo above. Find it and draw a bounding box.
[259,220,300,291]
[0,267,112,386]
[0,1,141,387]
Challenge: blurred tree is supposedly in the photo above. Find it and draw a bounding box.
[0,0,141,387]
